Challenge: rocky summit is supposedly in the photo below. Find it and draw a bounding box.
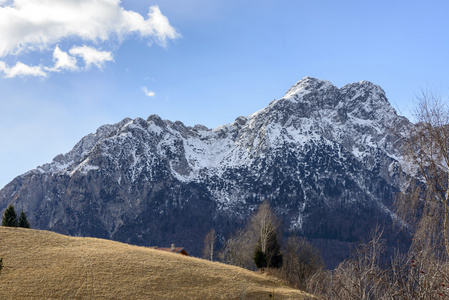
[0,77,412,267]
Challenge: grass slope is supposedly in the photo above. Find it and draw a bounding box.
[0,227,312,299]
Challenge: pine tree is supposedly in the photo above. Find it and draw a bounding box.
[265,230,283,268]
[2,205,18,227]
[253,247,267,270]
[18,210,30,228]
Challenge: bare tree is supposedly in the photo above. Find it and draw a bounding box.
[307,228,449,299]
[307,226,389,299]
[282,236,324,290]
[248,200,283,268]
[249,201,279,254]
[388,251,449,299]
[218,229,254,269]
[397,90,449,257]
[202,228,217,261]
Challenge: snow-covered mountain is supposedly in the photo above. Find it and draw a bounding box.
[0,77,411,266]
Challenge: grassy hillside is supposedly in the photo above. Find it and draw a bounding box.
[0,227,312,299]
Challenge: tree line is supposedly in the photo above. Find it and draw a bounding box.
[2,204,30,228]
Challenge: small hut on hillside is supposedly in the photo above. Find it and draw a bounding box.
[152,244,189,256]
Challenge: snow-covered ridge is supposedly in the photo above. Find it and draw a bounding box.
[30,77,407,184]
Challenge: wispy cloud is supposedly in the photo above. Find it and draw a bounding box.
[0,61,46,78]
[142,87,156,97]
[0,0,180,78]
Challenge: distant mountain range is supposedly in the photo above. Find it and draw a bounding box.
[0,77,412,267]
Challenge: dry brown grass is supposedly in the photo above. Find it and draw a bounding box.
[0,227,313,299]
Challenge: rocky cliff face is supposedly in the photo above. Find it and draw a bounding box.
[0,77,411,266]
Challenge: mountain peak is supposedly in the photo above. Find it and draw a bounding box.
[283,76,334,99]
[272,77,395,118]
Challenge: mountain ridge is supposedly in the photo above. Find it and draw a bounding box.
[0,77,411,267]
[21,77,403,179]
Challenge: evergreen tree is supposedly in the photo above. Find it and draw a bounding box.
[2,205,18,227]
[253,247,267,270]
[18,210,30,228]
[265,230,283,268]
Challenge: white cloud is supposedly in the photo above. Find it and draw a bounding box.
[120,5,180,47]
[69,46,113,69]
[142,87,156,97]
[0,61,46,78]
[0,1,180,78]
[52,45,77,71]
[0,1,180,56]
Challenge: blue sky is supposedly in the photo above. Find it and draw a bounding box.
[1,0,448,188]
